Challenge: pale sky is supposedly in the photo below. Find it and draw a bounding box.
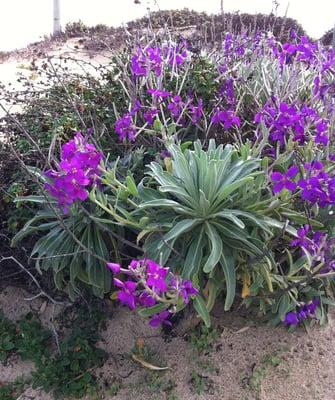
[0,0,334,51]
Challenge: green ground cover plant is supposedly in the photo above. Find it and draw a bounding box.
[0,305,107,399]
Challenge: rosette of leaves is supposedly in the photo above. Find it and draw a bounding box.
[138,140,294,317]
[12,193,122,299]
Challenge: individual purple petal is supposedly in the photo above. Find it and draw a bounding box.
[285,181,297,191]
[273,181,285,193]
[286,165,299,178]
[271,172,283,181]
[113,278,124,288]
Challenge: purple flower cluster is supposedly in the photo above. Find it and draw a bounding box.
[299,161,335,207]
[115,91,204,141]
[45,133,102,213]
[279,36,317,66]
[284,298,319,326]
[167,95,184,119]
[271,165,299,193]
[255,101,329,147]
[131,47,163,77]
[130,44,188,78]
[219,78,236,106]
[271,161,335,207]
[115,101,143,141]
[106,259,198,328]
[115,113,136,141]
[313,76,335,101]
[164,44,188,66]
[291,224,326,256]
[291,225,335,273]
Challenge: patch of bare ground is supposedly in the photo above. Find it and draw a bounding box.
[1,286,334,400]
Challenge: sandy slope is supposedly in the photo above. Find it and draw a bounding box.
[0,37,114,120]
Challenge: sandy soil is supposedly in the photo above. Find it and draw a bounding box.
[1,286,334,400]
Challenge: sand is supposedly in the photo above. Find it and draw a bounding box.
[0,285,334,400]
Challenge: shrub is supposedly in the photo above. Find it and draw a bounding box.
[320,28,334,46]
[127,9,307,44]
[0,311,17,363]
[7,26,335,329]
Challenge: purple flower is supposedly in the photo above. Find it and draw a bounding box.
[284,312,299,326]
[291,225,312,251]
[143,108,159,125]
[283,298,319,327]
[297,162,335,207]
[167,95,185,119]
[146,260,169,293]
[188,99,203,124]
[137,292,156,308]
[271,165,299,193]
[160,150,171,159]
[291,225,334,270]
[45,133,103,212]
[170,277,198,304]
[279,36,317,66]
[219,78,235,105]
[131,47,162,77]
[149,310,172,328]
[106,263,121,274]
[314,120,329,145]
[115,113,136,141]
[164,44,188,66]
[211,108,240,129]
[113,278,138,310]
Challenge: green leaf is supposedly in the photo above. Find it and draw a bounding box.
[138,303,167,318]
[211,177,254,211]
[206,276,223,312]
[162,219,200,245]
[220,252,236,311]
[278,294,291,320]
[213,210,245,229]
[126,175,138,196]
[182,228,205,279]
[263,217,297,237]
[203,223,222,273]
[193,296,211,327]
[14,195,48,204]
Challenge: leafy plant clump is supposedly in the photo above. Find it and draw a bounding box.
[0,305,108,399]
[32,331,107,399]
[8,23,335,330]
[0,311,18,363]
[15,312,52,362]
[0,311,51,364]
[0,378,28,400]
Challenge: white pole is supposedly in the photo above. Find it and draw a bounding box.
[53,0,61,34]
